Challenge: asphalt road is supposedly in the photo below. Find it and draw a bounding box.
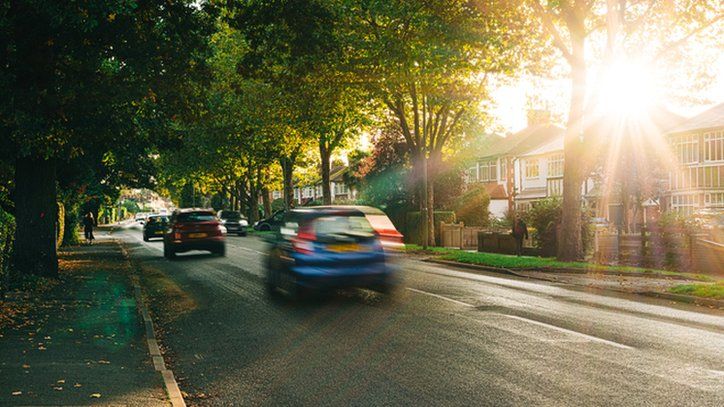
[117,223,724,406]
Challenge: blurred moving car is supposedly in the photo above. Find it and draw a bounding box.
[218,210,248,236]
[254,210,285,231]
[264,207,398,298]
[163,208,226,258]
[315,205,404,251]
[143,214,169,241]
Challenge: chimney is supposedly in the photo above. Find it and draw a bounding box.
[527,109,551,127]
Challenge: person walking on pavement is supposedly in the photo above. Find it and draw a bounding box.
[83,212,95,245]
[512,215,528,256]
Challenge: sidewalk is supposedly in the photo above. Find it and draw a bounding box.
[0,236,167,405]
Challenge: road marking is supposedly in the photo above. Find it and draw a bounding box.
[406,287,475,308]
[501,314,632,350]
[237,246,267,256]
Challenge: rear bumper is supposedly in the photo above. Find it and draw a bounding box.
[291,263,396,289]
[168,237,225,252]
[224,224,247,233]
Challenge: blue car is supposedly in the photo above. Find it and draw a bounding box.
[264,207,398,298]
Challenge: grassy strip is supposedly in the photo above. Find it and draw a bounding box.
[405,244,715,282]
[669,282,724,300]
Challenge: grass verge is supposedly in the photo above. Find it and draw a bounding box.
[405,244,716,282]
[669,282,724,300]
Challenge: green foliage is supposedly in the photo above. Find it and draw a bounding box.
[0,208,15,295]
[524,198,562,256]
[271,198,286,213]
[405,211,456,245]
[454,185,491,227]
[670,282,724,300]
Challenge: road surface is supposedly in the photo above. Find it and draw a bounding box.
[116,224,724,406]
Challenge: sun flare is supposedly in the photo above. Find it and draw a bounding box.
[594,59,658,118]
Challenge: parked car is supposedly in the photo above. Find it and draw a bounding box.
[143,215,169,241]
[217,210,248,236]
[163,208,226,258]
[254,210,285,231]
[135,213,147,225]
[264,207,398,298]
[314,205,404,251]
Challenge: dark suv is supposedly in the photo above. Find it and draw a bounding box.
[218,210,248,236]
[163,209,226,258]
[143,215,169,241]
[254,210,285,231]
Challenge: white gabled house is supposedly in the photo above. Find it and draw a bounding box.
[270,165,357,205]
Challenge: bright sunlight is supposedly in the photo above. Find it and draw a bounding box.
[594,59,658,117]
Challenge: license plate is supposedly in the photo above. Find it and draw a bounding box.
[154,231,163,235]
[327,243,361,253]
[188,233,207,239]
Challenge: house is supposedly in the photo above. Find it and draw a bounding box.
[465,121,583,216]
[664,103,724,215]
[271,165,357,205]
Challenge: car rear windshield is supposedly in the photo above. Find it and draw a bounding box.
[312,215,374,237]
[221,211,241,220]
[147,216,168,224]
[176,212,216,222]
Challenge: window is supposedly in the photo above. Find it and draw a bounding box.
[478,160,497,182]
[671,166,724,190]
[465,166,478,183]
[272,190,282,200]
[500,160,507,180]
[547,153,564,178]
[704,131,724,162]
[303,187,313,198]
[672,134,699,164]
[334,183,348,195]
[516,201,531,213]
[547,178,563,196]
[671,194,697,215]
[294,188,301,200]
[705,192,724,208]
[525,158,539,179]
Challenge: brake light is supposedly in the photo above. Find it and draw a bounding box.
[292,223,316,254]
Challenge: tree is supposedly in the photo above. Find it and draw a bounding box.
[341,0,529,247]
[528,0,723,260]
[0,1,211,277]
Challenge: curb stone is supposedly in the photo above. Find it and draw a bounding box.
[119,242,186,407]
[424,258,723,309]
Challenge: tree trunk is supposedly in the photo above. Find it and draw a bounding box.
[412,150,430,249]
[281,157,295,209]
[320,143,332,205]
[558,33,586,261]
[261,187,272,217]
[13,155,58,278]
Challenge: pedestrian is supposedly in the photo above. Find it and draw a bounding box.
[83,212,95,245]
[512,215,528,256]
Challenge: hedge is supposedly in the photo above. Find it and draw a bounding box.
[405,211,456,245]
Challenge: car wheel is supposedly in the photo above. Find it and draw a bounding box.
[238,231,247,237]
[163,243,175,259]
[216,245,226,257]
[143,234,149,242]
[260,223,271,231]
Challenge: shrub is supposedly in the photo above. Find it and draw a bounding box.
[271,198,286,212]
[405,211,456,245]
[0,208,15,296]
[454,184,490,227]
[524,198,593,257]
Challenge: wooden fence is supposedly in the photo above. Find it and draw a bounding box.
[439,222,535,254]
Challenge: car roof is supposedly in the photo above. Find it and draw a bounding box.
[174,208,215,214]
[289,207,368,219]
[311,205,386,215]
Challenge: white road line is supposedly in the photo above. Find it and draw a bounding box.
[237,246,267,256]
[501,314,633,350]
[406,287,475,307]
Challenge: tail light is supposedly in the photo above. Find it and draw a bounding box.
[292,223,316,254]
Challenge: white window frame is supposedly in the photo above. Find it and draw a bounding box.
[500,159,507,180]
[524,158,540,179]
[547,153,564,178]
[704,131,724,162]
[672,133,699,165]
[478,160,497,182]
[334,182,348,195]
[671,193,697,215]
[705,192,724,208]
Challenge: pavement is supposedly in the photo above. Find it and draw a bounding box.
[114,222,724,406]
[0,234,167,406]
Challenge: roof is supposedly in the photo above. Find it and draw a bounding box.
[519,136,564,157]
[479,124,564,159]
[666,103,724,134]
[484,183,508,200]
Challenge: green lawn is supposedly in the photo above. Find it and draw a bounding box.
[405,244,715,282]
[669,282,724,300]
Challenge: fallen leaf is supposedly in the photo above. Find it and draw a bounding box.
[98,360,110,364]
[38,346,46,351]
[90,393,101,398]
[57,379,65,384]
[68,328,73,332]
[74,383,82,388]
[53,387,63,391]
[11,391,22,396]
[22,364,30,369]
